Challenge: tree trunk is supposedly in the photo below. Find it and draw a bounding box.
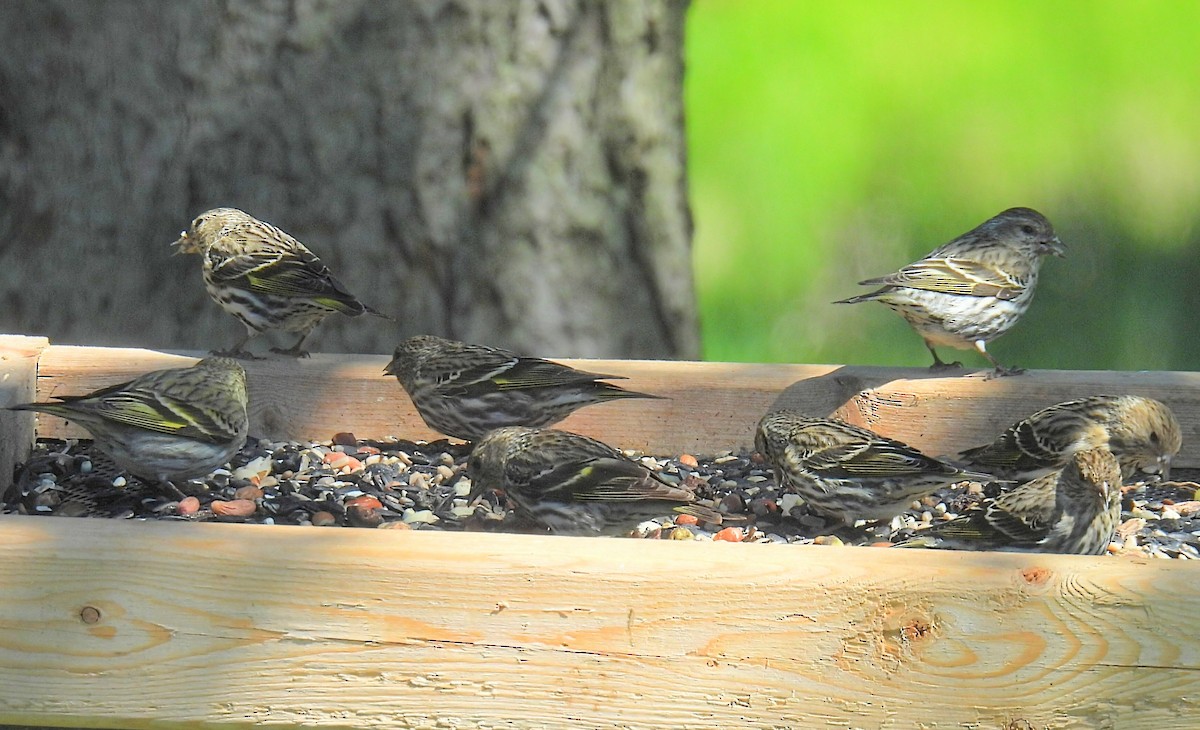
[0,0,698,359]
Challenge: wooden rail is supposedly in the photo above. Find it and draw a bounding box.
[0,518,1197,729]
[25,342,1200,465]
[2,336,1199,728]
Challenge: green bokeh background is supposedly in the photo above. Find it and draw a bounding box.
[685,0,1200,370]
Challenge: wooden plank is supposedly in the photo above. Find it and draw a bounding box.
[0,515,1196,729]
[0,336,50,486]
[28,344,1200,468]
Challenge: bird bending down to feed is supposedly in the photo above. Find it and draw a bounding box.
[754,410,993,525]
[958,395,1181,481]
[467,425,721,536]
[898,447,1121,555]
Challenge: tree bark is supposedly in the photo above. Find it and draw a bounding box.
[0,0,698,359]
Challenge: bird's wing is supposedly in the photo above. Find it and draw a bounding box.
[207,227,364,314]
[981,473,1058,541]
[523,456,684,503]
[960,403,1101,472]
[861,257,1028,300]
[75,386,235,444]
[801,436,955,480]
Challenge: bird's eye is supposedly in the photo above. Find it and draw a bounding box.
[1150,431,1160,445]
[1020,224,1036,236]
[192,217,204,229]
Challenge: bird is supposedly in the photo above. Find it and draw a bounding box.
[835,207,1065,377]
[172,207,388,358]
[958,394,1181,482]
[467,426,721,536]
[9,357,249,498]
[754,410,992,524]
[384,334,662,442]
[898,447,1122,555]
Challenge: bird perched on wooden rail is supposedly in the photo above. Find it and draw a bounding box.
[897,447,1122,555]
[467,426,721,536]
[755,410,993,525]
[835,207,1065,378]
[173,207,388,359]
[384,335,662,442]
[958,394,1181,482]
[9,357,249,499]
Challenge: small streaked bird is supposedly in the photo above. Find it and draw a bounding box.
[835,207,1065,377]
[467,426,720,536]
[9,357,249,497]
[959,395,1181,482]
[899,447,1121,555]
[384,335,662,442]
[755,410,992,524]
[173,207,387,358]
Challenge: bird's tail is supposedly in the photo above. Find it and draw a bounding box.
[833,291,880,305]
[363,304,395,321]
[594,381,666,401]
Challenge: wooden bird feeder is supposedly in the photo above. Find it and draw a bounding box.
[1,334,1198,728]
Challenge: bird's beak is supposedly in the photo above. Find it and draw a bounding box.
[382,358,397,376]
[1139,454,1171,482]
[171,231,189,255]
[1046,236,1066,258]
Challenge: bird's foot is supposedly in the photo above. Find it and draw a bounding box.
[984,365,1025,380]
[211,348,263,360]
[270,346,311,358]
[929,360,964,372]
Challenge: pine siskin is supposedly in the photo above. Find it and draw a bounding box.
[467,426,720,536]
[835,207,1065,377]
[899,447,1121,555]
[754,410,992,524]
[10,357,249,497]
[173,207,387,358]
[959,395,1181,481]
[384,335,662,442]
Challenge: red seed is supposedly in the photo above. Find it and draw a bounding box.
[211,499,256,519]
[674,513,700,526]
[311,511,337,527]
[678,453,699,468]
[234,485,263,501]
[176,496,201,516]
[713,527,744,542]
[345,495,382,510]
[347,504,383,528]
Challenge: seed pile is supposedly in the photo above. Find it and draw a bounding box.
[4,436,1199,557]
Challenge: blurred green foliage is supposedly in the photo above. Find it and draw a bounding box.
[685,0,1200,370]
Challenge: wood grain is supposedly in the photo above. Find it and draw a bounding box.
[29,345,1200,468]
[0,336,49,486]
[0,516,1196,728]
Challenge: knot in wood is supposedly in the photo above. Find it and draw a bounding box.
[79,605,102,624]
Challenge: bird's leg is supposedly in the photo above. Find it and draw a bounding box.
[212,328,261,360]
[158,480,189,501]
[976,340,1024,379]
[271,329,313,358]
[925,342,962,371]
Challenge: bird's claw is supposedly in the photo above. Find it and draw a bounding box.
[984,366,1026,380]
[211,348,262,360]
[270,347,311,358]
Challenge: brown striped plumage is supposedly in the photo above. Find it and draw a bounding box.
[836,207,1064,377]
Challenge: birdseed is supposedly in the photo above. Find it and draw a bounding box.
[3,435,1197,558]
